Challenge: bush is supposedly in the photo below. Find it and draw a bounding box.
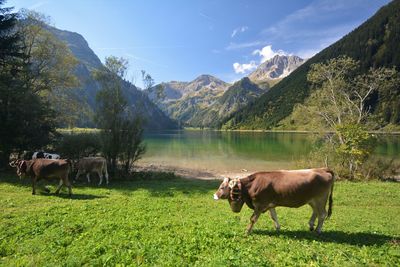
[55,133,101,160]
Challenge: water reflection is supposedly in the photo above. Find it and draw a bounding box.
[141,130,399,172]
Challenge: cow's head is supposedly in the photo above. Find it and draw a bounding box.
[214,177,245,213]
[213,177,231,200]
[9,159,27,178]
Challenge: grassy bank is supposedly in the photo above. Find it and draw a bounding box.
[0,172,399,266]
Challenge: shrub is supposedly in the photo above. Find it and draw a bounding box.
[55,133,101,160]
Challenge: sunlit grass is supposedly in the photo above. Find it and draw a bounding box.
[0,172,399,266]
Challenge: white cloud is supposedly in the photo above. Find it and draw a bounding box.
[233,61,257,74]
[28,1,48,10]
[252,45,288,63]
[231,26,249,38]
[225,41,264,51]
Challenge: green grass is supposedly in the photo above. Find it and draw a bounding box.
[1,172,399,266]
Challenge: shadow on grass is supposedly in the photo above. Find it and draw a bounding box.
[1,170,221,198]
[253,229,399,247]
[37,191,106,200]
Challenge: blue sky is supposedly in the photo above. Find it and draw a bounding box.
[6,0,391,86]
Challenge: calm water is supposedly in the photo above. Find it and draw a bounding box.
[140,130,399,173]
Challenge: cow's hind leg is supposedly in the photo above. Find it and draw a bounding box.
[269,208,281,232]
[315,195,329,234]
[246,210,261,235]
[308,202,318,231]
[97,171,103,186]
[55,179,63,194]
[104,171,109,185]
[63,177,72,197]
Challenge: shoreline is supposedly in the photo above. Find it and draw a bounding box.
[136,162,254,180]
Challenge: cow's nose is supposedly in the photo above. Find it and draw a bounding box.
[213,194,219,200]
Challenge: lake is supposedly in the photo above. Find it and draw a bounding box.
[139,130,399,177]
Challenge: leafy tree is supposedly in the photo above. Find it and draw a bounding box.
[0,6,80,168]
[94,56,145,174]
[306,56,399,179]
[18,10,79,94]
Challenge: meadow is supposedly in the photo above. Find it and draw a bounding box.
[0,172,399,266]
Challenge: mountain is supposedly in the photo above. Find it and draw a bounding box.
[47,26,178,129]
[248,55,305,87]
[188,77,264,127]
[145,74,229,125]
[221,0,400,130]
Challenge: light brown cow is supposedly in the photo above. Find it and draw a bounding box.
[74,157,109,185]
[9,159,72,196]
[214,168,334,234]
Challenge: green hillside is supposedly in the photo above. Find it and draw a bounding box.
[221,0,400,130]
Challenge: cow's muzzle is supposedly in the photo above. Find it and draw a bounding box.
[213,194,219,200]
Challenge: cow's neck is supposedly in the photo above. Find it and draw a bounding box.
[238,176,255,210]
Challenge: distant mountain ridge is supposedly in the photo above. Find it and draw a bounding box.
[144,55,305,127]
[47,26,178,129]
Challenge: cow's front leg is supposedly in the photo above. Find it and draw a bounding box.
[74,170,81,183]
[31,177,37,195]
[55,179,63,194]
[246,210,261,235]
[86,173,91,183]
[269,208,281,232]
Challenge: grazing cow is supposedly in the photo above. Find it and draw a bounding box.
[74,157,109,185]
[32,151,61,160]
[213,168,334,234]
[9,159,72,196]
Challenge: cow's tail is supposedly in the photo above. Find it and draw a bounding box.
[326,169,335,219]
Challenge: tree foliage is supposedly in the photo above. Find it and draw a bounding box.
[0,5,80,168]
[305,56,399,179]
[94,56,145,174]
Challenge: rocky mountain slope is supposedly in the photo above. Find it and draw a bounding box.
[248,55,305,88]
[145,75,230,125]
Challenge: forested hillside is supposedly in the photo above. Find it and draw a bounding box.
[221,0,400,130]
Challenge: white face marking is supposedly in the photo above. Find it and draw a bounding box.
[223,177,229,183]
[213,194,219,200]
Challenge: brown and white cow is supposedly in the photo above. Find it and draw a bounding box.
[214,168,334,234]
[9,159,72,196]
[74,157,109,185]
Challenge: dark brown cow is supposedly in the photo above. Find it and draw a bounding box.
[9,159,72,196]
[214,168,334,234]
